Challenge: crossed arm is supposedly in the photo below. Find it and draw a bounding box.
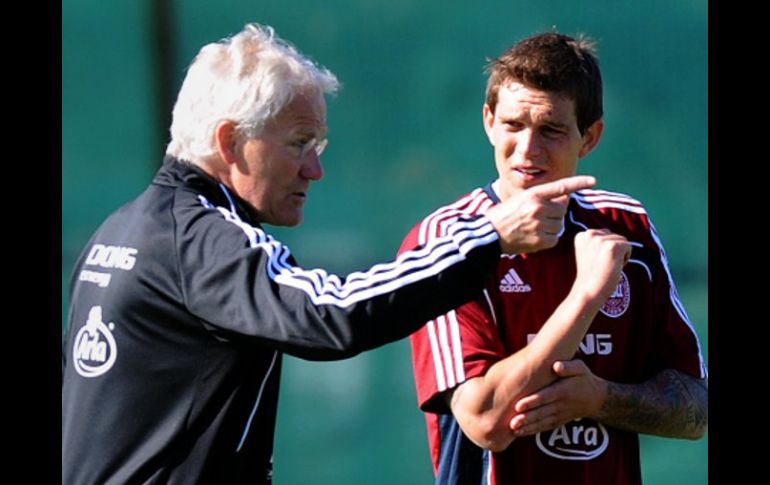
[444,229,631,452]
[510,360,708,440]
[442,227,708,452]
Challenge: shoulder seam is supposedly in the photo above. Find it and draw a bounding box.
[418,188,492,245]
[571,189,647,214]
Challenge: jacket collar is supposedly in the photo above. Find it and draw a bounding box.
[153,155,262,224]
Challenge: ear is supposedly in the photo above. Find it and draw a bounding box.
[482,104,496,145]
[214,120,240,165]
[578,119,604,158]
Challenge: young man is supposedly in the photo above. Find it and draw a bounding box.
[400,32,707,484]
[61,24,598,484]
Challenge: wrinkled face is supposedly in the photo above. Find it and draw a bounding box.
[483,82,602,201]
[232,94,327,226]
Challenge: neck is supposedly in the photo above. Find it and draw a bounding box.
[194,157,233,188]
[491,179,510,201]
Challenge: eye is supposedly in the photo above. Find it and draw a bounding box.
[285,137,312,156]
[541,126,564,139]
[290,137,311,148]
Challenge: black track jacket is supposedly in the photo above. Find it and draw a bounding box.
[62,157,501,484]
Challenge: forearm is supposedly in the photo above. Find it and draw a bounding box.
[451,286,605,450]
[489,288,604,402]
[450,229,632,450]
[594,369,708,439]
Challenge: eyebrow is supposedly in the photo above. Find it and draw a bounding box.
[541,120,569,129]
[498,113,569,129]
[290,125,328,138]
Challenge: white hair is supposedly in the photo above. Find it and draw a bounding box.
[166,23,339,162]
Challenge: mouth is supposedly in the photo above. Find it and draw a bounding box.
[513,167,545,181]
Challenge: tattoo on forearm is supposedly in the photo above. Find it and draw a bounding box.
[597,370,708,439]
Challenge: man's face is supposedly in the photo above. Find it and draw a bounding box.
[232,94,327,227]
[483,82,602,201]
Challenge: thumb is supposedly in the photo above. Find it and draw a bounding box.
[552,359,587,377]
[529,175,596,200]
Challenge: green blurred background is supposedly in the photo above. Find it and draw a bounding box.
[62,1,707,483]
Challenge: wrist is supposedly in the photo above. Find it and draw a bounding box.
[565,285,605,319]
[589,376,613,421]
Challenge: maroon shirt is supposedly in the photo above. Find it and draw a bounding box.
[401,183,706,485]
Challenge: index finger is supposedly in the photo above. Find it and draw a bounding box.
[528,175,596,200]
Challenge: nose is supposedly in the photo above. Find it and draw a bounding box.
[300,152,324,181]
[515,129,542,159]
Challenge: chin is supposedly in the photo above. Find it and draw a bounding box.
[278,214,304,227]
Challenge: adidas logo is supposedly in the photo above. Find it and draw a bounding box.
[499,268,531,293]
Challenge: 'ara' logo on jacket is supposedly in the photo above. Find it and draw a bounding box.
[535,418,609,460]
[73,306,118,378]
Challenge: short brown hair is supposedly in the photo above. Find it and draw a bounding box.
[485,32,602,134]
